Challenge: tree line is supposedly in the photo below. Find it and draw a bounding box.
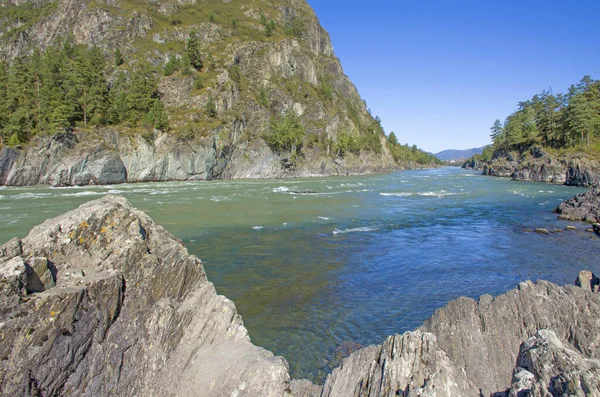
[386,131,441,165]
[489,76,600,152]
[0,41,171,146]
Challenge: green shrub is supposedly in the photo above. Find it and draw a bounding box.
[263,111,305,154]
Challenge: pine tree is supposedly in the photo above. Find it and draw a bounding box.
[114,48,124,66]
[6,56,36,142]
[74,46,108,128]
[186,31,203,71]
[388,131,398,146]
[490,119,503,143]
[0,61,9,143]
[567,93,596,147]
[204,95,217,118]
[107,71,129,124]
[145,98,169,131]
[126,61,159,124]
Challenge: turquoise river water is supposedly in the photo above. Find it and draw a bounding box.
[0,167,598,382]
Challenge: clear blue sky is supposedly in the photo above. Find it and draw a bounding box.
[307,0,600,153]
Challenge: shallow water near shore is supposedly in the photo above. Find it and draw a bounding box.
[0,167,598,382]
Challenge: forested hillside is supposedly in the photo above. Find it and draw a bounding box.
[0,0,437,186]
[483,76,600,160]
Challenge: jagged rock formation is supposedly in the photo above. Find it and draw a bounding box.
[0,195,291,396]
[479,146,600,187]
[420,279,600,396]
[1,197,599,396]
[556,187,600,223]
[319,331,479,396]
[496,329,600,397]
[0,0,400,186]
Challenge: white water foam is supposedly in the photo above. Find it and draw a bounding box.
[380,192,412,197]
[14,192,53,199]
[252,226,264,230]
[332,227,377,235]
[273,186,290,193]
[318,216,330,220]
[62,191,104,197]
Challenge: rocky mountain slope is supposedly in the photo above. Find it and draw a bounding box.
[0,0,417,186]
[1,196,599,396]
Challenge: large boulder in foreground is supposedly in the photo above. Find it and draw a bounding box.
[0,195,290,396]
[556,187,600,223]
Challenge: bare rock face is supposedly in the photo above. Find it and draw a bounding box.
[509,330,600,397]
[320,331,479,397]
[556,187,600,223]
[420,280,600,396]
[0,195,291,396]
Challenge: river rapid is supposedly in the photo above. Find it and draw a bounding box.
[0,167,597,382]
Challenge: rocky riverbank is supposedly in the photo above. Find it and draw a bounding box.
[1,196,599,396]
[556,187,600,225]
[0,130,398,187]
[463,146,600,187]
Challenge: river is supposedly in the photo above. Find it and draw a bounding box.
[0,167,597,382]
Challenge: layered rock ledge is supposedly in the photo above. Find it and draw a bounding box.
[0,130,398,187]
[556,186,600,224]
[469,146,600,187]
[1,196,599,396]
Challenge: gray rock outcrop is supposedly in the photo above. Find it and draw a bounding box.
[320,331,479,397]
[0,129,398,186]
[556,187,600,223]
[481,147,600,187]
[504,329,600,397]
[420,279,600,396]
[0,195,291,396]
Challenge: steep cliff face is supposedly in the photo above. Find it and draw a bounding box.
[0,0,399,185]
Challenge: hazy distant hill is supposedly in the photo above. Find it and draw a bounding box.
[435,146,487,161]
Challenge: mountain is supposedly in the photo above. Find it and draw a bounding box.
[434,146,487,161]
[0,0,438,186]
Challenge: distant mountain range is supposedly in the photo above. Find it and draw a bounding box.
[434,146,488,161]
